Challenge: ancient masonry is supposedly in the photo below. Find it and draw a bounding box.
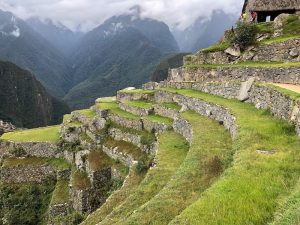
[1,8,300,225]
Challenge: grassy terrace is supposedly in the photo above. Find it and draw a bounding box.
[98,131,189,225]
[104,138,147,161]
[50,180,69,206]
[126,100,153,109]
[185,61,300,69]
[0,125,60,143]
[75,108,96,118]
[82,169,146,225]
[88,150,116,171]
[72,170,91,190]
[262,83,300,101]
[159,88,300,225]
[160,102,181,110]
[118,89,155,95]
[97,102,140,121]
[120,111,233,225]
[2,157,70,170]
[144,114,173,126]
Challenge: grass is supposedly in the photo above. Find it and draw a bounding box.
[262,35,300,44]
[119,111,233,225]
[159,88,300,225]
[50,180,69,206]
[256,22,274,34]
[144,114,173,126]
[72,170,91,190]
[160,102,181,110]
[2,157,71,170]
[270,180,300,225]
[104,138,147,161]
[0,125,60,143]
[82,169,146,225]
[126,100,153,109]
[98,131,189,225]
[63,114,71,122]
[185,61,300,69]
[283,14,300,36]
[75,109,96,119]
[201,41,231,53]
[96,97,117,103]
[88,150,115,171]
[97,102,140,121]
[118,89,155,95]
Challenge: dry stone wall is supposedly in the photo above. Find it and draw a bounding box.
[119,102,153,116]
[117,91,155,103]
[173,117,193,144]
[1,165,56,184]
[154,105,180,119]
[102,145,135,167]
[169,66,300,85]
[108,114,143,131]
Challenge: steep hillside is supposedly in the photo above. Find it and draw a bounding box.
[0,10,72,97]
[0,61,69,128]
[27,17,83,56]
[65,14,179,109]
[174,10,237,52]
[151,53,190,82]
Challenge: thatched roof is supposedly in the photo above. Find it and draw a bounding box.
[244,0,300,12]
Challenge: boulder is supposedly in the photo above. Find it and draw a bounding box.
[289,48,300,57]
[225,46,241,57]
[273,14,290,37]
[238,77,256,101]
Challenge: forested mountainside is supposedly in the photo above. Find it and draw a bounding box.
[26,17,83,56]
[0,9,72,97]
[0,61,69,128]
[151,53,190,82]
[64,14,179,109]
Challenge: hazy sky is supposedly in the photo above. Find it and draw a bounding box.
[0,0,244,31]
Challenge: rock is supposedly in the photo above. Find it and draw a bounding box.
[123,87,136,91]
[225,46,241,57]
[289,48,299,57]
[256,149,276,155]
[273,14,290,37]
[242,51,256,61]
[238,77,255,101]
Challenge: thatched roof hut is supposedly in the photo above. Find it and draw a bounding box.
[244,0,300,12]
[242,0,300,22]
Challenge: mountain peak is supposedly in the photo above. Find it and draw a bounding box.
[0,10,21,38]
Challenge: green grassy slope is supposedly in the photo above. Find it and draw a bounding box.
[119,111,233,225]
[98,131,189,225]
[160,89,300,225]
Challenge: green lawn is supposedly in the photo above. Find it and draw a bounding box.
[50,179,69,206]
[82,169,146,225]
[98,131,189,225]
[1,126,60,143]
[118,89,155,95]
[160,102,181,110]
[160,88,300,225]
[119,111,233,225]
[261,83,300,101]
[97,102,140,121]
[144,114,173,126]
[75,109,96,119]
[201,41,231,53]
[126,100,153,109]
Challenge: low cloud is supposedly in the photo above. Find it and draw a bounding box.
[0,0,244,31]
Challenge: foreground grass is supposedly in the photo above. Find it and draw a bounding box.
[82,169,146,225]
[161,88,300,225]
[120,111,233,225]
[270,180,300,225]
[98,131,189,225]
[1,125,60,143]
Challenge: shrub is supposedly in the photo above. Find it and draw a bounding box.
[230,21,258,51]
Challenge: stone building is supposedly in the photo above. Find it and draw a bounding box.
[243,0,300,22]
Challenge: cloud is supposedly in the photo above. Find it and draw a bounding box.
[0,0,244,31]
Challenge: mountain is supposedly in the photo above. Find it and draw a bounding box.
[65,14,179,109]
[0,9,72,97]
[26,17,83,56]
[151,53,190,82]
[174,10,238,52]
[0,61,70,128]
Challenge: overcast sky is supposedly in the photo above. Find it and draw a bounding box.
[0,0,244,32]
